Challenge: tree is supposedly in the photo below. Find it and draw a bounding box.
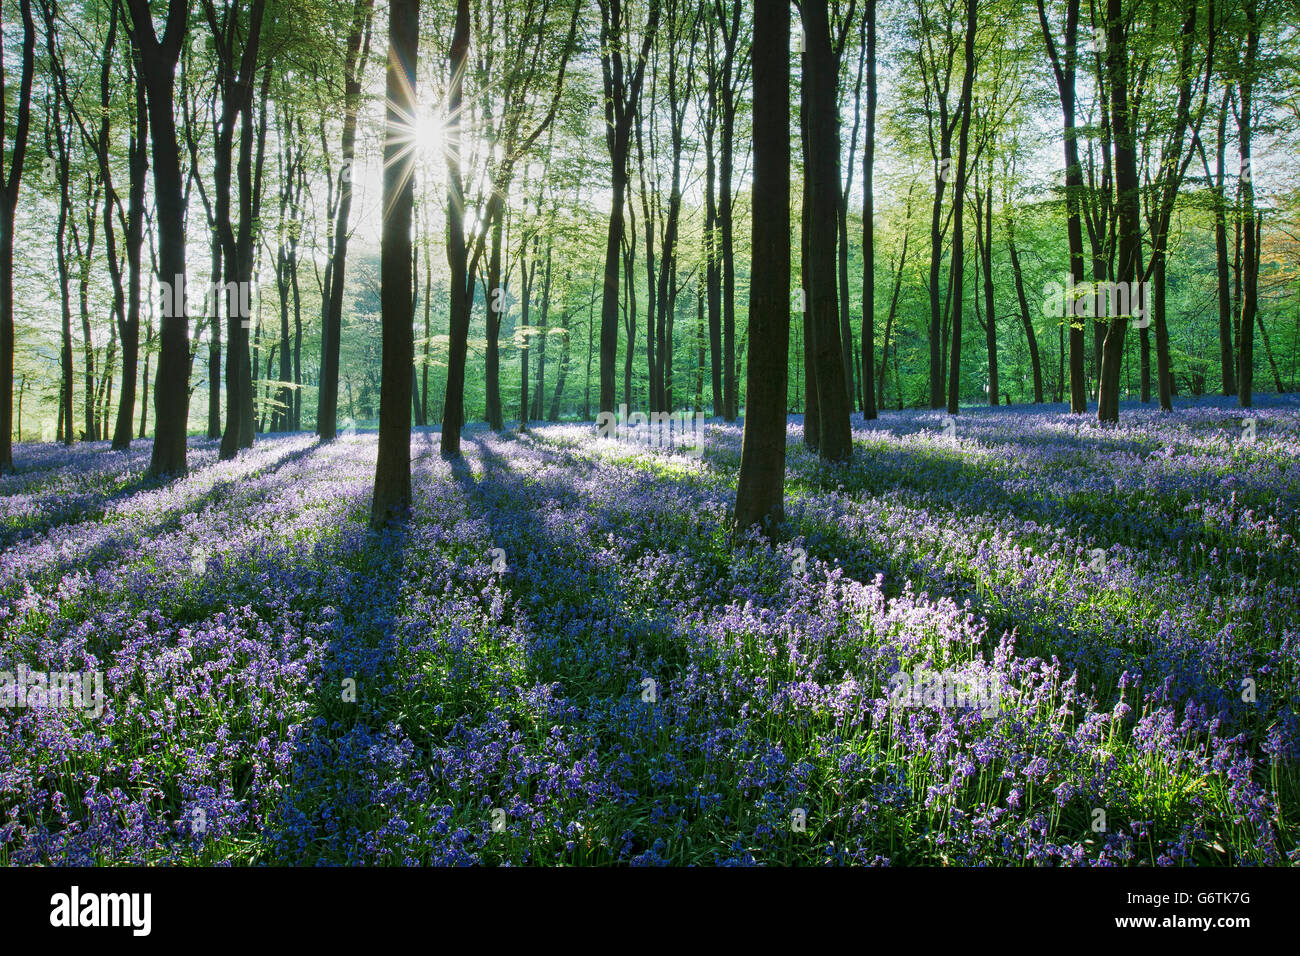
[206,0,269,459]
[0,0,35,473]
[372,0,419,525]
[125,0,191,477]
[115,38,148,449]
[319,0,375,442]
[1236,0,1260,408]
[1037,0,1088,413]
[1098,0,1139,424]
[734,0,789,532]
[440,0,471,458]
[477,0,579,432]
[596,0,658,416]
[802,0,852,460]
[1138,0,1215,412]
[861,0,878,420]
[714,0,748,422]
[1199,85,1235,396]
[943,0,977,416]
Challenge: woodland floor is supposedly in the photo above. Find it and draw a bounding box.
[1,396,1298,865]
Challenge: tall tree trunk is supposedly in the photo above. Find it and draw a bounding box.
[72,182,100,440]
[532,243,553,420]
[440,0,471,457]
[1037,0,1088,413]
[519,244,536,427]
[1098,0,1138,424]
[0,0,35,471]
[734,0,789,531]
[1236,0,1259,409]
[802,0,851,461]
[1207,88,1235,396]
[319,0,374,441]
[718,1,740,422]
[981,175,997,406]
[945,0,978,416]
[484,202,505,429]
[548,327,569,421]
[861,0,878,420]
[704,94,723,418]
[50,100,75,447]
[212,0,268,458]
[371,0,419,525]
[113,62,148,449]
[596,0,657,415]
[622,227,635,410]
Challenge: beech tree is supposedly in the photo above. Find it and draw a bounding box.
[0,0,35,474]
[734,0,789,532]
[595,0,658,416]
[371,0,419,523]
[125,0,191,477]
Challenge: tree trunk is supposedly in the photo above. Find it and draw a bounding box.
[1006,214,1043,402]
[440,0,470,457]
[532,243,552,420]
[319,0,374,441]
[596,0,657,415]
[945,0,978,417]
[1036,0,1088,414]
[1098,0,1138,424]
[484,202,505,429]
[112,61,147,449]
[734,0,790,531]
[1236,1,1259,409]
[51,99,75,447]
[861,0,878,421]
[981,176,997,406]
[802,0,851,461]
[1209,88,1235,396]
[371,0,419,526]
[0,0,34,472]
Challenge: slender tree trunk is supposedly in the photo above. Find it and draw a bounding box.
[861,0,878,420]
[111,63,147,448]
[533,243,553,419]
[484,203,505,429]
[1006,214,1043,402]
[440,0,470,457]
[1237,1,1259,408]
[705,112,722,417]
[981,177,997,406]
[548,328,569,421]
[597,0,657,415]
[1037,0,1088,413]
[319,0,374,441]
[1099,0,1138,424]
[0,0,34,472]
[719,23,738,423]
[51,104,75,447]
[945,0,978,416]
[1209,88,1235,395]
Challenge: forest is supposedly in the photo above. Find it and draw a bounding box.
[1,0,1299,870]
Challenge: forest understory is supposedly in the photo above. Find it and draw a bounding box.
[2,397,1296,865]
